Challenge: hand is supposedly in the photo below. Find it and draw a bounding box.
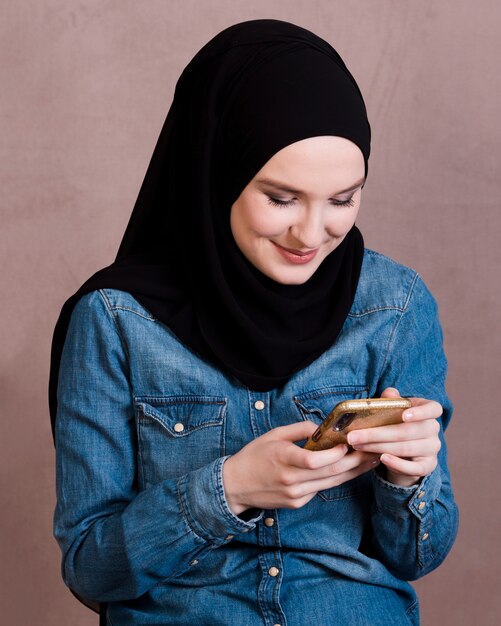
[222,421,380,515]
[346,387,442,487]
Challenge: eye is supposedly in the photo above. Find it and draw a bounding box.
[265,194,356,208]
[331,196,355,207]
[266,195,296,207]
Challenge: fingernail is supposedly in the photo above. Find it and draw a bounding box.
[371,459,380,466]
[347,433,359,445]
[403,411,414,421]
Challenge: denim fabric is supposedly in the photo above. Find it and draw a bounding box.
[54,249,458,625]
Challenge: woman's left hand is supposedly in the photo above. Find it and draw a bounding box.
[346,387,442,487]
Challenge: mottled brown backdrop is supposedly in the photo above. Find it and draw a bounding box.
[1,1,499,624]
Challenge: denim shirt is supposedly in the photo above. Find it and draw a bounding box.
[53,248,458,626]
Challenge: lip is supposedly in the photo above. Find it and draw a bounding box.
[271,241,319,264]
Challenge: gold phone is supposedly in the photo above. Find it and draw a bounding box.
[304,397,412,451]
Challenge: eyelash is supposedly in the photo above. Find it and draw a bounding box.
[266,195,356,208]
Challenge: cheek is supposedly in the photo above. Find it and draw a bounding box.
[251,214,288,237]
[240,203,288,238]
[326,207,360,236]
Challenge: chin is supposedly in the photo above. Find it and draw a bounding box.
[265,267,317,285]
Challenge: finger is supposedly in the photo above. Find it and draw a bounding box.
[292,458,380,499]
[350,437,441,458]
[380,453,437,478]
[286,441,349,470]
[347,419,440,446]
[268,420,319,442]
[289,450,379,481]
[313,451,380,478]
[381,387,401,398]
[402,400,443,422]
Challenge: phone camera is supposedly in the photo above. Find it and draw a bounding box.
[334,412,356,431]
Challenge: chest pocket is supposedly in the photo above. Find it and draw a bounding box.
[294,385,373,501]
[134,395,227,489]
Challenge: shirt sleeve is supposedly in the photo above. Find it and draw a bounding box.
[368,274,459,580]
[53,290,262,603]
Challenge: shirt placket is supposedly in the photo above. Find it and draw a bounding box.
[248,391,287,626]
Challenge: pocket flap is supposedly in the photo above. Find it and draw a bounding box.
[294,385,369,423]
[135,395,226,436]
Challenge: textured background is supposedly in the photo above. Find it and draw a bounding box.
[1,1,500,624]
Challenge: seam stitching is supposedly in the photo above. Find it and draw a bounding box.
[377,273,419,381]
[107,305,156,320]
[97,290,132,366]
[176,477,208,543]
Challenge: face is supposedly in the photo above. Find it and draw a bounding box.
[230,135,366,285]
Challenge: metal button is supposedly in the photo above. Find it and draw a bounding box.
[421,533,429,541]
[268,566,279,577]
[418,501,426,511]
[190,559,199,566]
[254,400,265,410]
[225,534,234,541]
[417,490,425,499]
[264,517,275,527]
[174,422,185,433]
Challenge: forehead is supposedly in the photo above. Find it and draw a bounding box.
[254,136,365,192]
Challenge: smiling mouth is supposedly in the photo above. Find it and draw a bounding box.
[271,241,319,264]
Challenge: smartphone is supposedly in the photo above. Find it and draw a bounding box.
[303,397,412,451]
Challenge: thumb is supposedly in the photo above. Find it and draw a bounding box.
[270,420,319,442]
[381,387,401,398]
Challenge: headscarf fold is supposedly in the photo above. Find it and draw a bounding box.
[49,18,371,438]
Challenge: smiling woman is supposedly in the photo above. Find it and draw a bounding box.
[49,18,458,626]
[230,136,365,284]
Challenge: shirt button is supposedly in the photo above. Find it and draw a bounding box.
[421,533,429,541]
[264,517,275,527]
[268,566,279,577]
[190,559,199,566]
[254,400,265,410]
[417,490,426,498]
[418,501,426,511]
[225,534,234,541]
[174,422,185,433]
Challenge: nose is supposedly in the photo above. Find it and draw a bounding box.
[290,206,326,249]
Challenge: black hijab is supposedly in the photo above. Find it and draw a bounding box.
[49,19,371,438]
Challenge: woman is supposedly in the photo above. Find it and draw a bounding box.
[49,18,458,625]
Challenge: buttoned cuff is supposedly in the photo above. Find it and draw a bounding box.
[372,465,442,520]
[177,456,263,545]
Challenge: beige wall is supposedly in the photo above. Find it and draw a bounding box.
[2,1,499,624]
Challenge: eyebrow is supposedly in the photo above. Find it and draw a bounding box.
[255,177,366,196]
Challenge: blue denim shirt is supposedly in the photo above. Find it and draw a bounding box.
[54,249,458,626]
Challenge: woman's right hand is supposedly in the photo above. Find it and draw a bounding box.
[222,421,380,515]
